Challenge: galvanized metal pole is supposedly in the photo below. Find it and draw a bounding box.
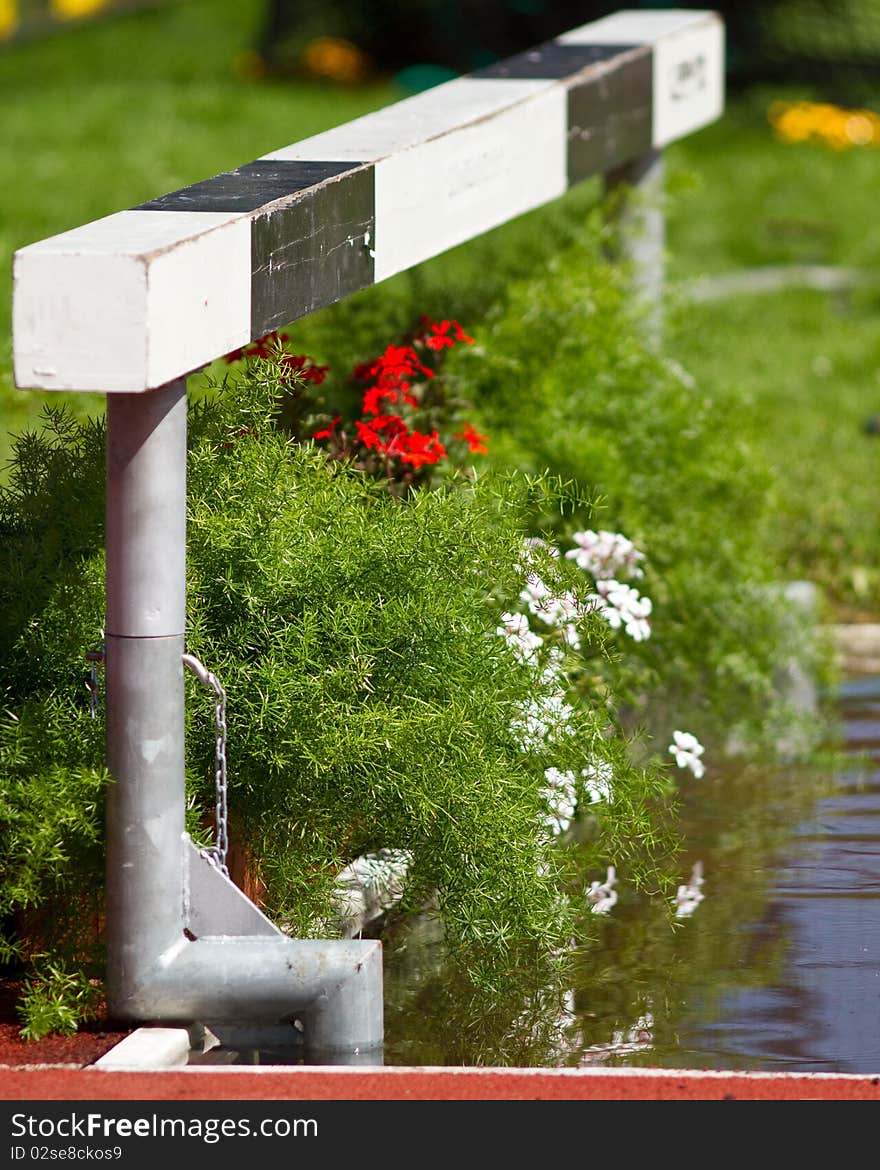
[604,148,665,346]
[104,378,188,1015]
[102,378,384,1061]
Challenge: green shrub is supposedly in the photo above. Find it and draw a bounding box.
[440,213,830,757]
[0,209,827,1040]
[16,961,102,1042]
[0,361,679,1032]
[0,408,108,988]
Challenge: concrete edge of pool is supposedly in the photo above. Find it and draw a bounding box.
[2,1028,880,1099]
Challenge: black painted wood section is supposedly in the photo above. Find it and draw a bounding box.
[567,49,652,184]
[251,165,375,336]
[473,40,638,80]
[136,161,365,214]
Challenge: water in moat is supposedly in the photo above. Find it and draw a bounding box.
[196,676,880,1072]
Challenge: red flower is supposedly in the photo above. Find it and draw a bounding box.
[355,419,385,451]
[372,413,407,436]
[355,414,407,453]
[313,415,341,441]
[224,330,290,363]
[354,344,434,385]
[279,353,329,384]
[417,318,474,350]
[453,423,489,455]
[361,380,418,415]
[361,385,385,416]
[352,357,378,382]
[398,429,447,468]
[353,415,446,468]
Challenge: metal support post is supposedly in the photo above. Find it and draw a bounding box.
[103,378,383,1063]
[604,148,666,346]
[105,379,188,1012]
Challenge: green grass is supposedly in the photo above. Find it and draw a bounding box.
[665,286,880,616]
[664,86,880,615]
[0,0,397,449]
[665,84,880,277]
[2,10,879,614]
[0,0,605,459]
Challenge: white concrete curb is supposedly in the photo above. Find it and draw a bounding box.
[91,1027,191,1070]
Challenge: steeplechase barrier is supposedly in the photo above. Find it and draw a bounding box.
[11,8,725,1064]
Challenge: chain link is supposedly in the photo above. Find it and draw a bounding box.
[84,642,105,719]
[182,653,230,877]
[84,643,230,876]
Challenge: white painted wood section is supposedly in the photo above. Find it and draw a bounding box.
[559,9,713,45]
[559,8,725,148]
[262,77,555,163]
[651,16,724,147]
[144,215,251,390]
[12,10,725,394]
[373,86,567,282]
[14,210,251,392]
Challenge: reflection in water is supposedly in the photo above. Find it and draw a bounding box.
[668,675,880,1073]
[381,677,880,1071]
[199,678,880,1070]
[586,865,618,915]
[674,861,705,918]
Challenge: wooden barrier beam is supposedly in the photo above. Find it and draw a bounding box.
[13,8,723,393]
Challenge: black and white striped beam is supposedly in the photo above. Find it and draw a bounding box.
[13,8,723,394]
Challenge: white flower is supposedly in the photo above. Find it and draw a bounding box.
[541,647,566,684]
[561,620,581,650]
[674,861,705,918]
[519,537,560,574]
[565,529,645,580]
[520,578,584,641]
[587,579,652,641]
[586,865,618,915]
[668,730,706,779]
[519,574,555,619]
[540,767,578,836]
[581,761,613,804]
[496,610,544,663]
[511,691,576,752]
[345,848,413,891]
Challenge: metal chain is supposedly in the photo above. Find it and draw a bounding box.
[182,653,230,877]
[84,643,230,875]
[84,641,105,718]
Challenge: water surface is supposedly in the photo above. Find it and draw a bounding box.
[382,676,880,1072]
[196,677,880,1071]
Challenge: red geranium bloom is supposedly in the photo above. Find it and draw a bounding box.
[313,415,341,441]
[372,413,407,435]
[355,344,434,386]
[356,414,407,454]
[398,429,447,468]
[361,380,418,415]
[355,419,385,451]
[417,317,474,350]
[279,353,329,384]
[352,357,378,382]
[453,423,489,455]
[223,330,290,363]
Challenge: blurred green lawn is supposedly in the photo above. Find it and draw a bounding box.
[0,0,397,446]
[664,86,880,617]
[1,1,878,613]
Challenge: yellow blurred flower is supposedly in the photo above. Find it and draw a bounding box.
[768,99,880,150]
[302,36,370,84]
[51,0,107,21]
[0,0,18,41]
